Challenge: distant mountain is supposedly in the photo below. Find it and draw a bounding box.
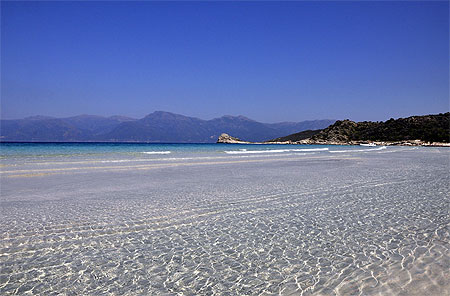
[0,111,335,143]
[23,115,56,120]
[62,115,136,135]
[0,115,136,142]
[265,120,337,136]
[101,111,211,142]
[0,118,91,142]
[101,112,335,142]
[206,115,282,142]
[275,112,449,144]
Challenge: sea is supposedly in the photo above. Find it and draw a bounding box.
[0,142,386,159]
[0,142,449,295]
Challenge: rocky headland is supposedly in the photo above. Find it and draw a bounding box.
[217,113,450,147]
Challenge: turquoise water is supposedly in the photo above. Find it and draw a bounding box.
[0,142,379,159]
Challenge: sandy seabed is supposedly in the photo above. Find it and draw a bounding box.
[0,147,449,295]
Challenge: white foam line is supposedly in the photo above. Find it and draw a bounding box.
[141,151,171,155]
[100,159,136,163]
[329,146,387,153]
[14,152,319,167]
[224,148,328,154]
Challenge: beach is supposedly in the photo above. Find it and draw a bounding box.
[0,144,449,295]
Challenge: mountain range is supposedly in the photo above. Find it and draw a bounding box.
[0,111,335,143]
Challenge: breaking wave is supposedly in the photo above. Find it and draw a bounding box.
[224,148,329,154]
[329,146,387,153]
[141,151,172,155]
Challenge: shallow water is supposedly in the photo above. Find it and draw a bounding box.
[0,144,449,295]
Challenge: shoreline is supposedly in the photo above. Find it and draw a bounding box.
[269,140,450,147]
[218,139,450,147]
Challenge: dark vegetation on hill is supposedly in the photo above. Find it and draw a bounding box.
[266,129,322,142]
[310,112,450,143]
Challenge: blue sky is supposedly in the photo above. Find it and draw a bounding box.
[1,1,448,122]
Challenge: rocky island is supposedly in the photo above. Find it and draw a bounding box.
[216,133,251,144]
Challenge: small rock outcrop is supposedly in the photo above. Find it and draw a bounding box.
[216,133,250,144]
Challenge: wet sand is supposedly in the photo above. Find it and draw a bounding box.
[0,147,449,295]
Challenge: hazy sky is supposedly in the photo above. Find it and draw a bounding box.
[1,1,449,122]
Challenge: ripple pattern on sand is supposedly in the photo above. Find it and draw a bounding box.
[0,149,449,295]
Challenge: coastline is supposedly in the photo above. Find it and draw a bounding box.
[270,140,450,147]
[218,138,450,147]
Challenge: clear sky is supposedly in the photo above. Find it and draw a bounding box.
[1,1,449,122]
